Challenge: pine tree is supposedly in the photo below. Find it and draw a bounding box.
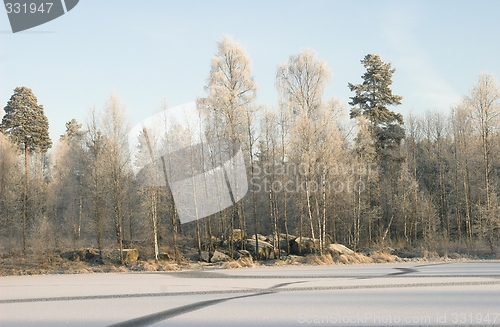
[348,54,405,157]
[1,86,52,255]
[348,55,404,244]
[348,54,403,126]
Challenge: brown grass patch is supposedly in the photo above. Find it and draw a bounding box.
[238,257,254,267]
[370,251,397,263]
[303,254,334,265]
[221,257,255,269]
[277,255,307,265]
[291,252,375,266]
[127,259,178,272]
[423,250,440,260]
[353,253,374,263]
[222,260,241,269]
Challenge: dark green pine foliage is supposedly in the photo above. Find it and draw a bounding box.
[1,86,52,153]
[348,54,405,152]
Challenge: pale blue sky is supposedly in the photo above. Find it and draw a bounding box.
[1,0,499,142]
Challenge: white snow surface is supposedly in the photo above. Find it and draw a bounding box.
[1,262,500,326]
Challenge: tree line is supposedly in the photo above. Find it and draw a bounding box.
[1,36,499,261]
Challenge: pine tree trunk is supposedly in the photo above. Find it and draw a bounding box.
[23,145,28,256]
[367,173,372,246]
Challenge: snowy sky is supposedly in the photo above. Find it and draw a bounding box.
[1,0,499,142]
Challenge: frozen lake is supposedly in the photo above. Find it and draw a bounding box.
[1,262,500,326]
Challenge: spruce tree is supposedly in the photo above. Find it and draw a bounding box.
[1,86,52,255]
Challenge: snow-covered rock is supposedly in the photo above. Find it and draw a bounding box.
[295,237,317,255]
[210,251,230,263]
[245,239,274,259]
[327,244,354,256]
[236,250,252,259]
[199,251,210,262]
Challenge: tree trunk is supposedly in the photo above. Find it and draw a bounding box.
[305,177,316,245]
[23,145,28,256]
[78,175,83,242]
[151,189,159,260]
[114,195,124,264]
[252,165,259,258]
[481,129,493,249]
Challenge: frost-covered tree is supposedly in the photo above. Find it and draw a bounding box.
[450,104,474,244]
[50,119,87,246]
[199,36,257,256]
[276,49,330,118]
[200,35,257,142]
[102,93,131,263]
[466,73,500,247]
[85,109,108,253]
[1,86,52,255]
[277,49,343,252]
[0,133,22,251]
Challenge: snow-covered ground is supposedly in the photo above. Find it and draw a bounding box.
[1,262,499,326]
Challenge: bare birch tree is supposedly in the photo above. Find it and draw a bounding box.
[0,133,22,251]
[467,73,500,247]
[199,35,257,256]
[102,93,131,263]
[85,109,107,253]
[277,49,332,251]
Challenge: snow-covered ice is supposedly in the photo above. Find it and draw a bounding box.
[1,262,500,326]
